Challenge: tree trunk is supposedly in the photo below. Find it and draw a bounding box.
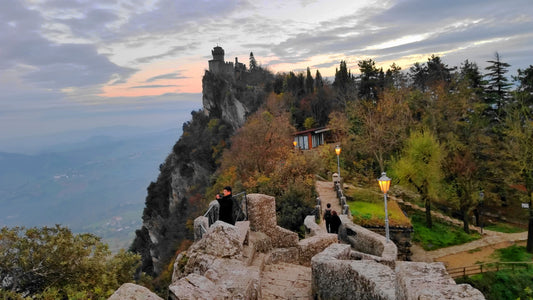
[424,196,432,228]
[463,209,470,234]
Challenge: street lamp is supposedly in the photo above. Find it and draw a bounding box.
[335,145,341,178]
[293,140,297,150]
[378,172,391,243]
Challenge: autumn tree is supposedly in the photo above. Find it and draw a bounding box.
[503,97,533,252]
[393,130,445,228]
[348,87,413,173]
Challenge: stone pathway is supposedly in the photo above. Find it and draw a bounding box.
[259,179,342,299]
[315,180,343,231]
[261,263,313,299]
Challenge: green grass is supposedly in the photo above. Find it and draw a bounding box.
[348,187,411,227]
[494,244,533,262]
[456,244,533,299]
[484,222,526,233]
[410,210,481,251]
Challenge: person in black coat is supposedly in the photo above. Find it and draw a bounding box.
[329,210,342,234]
[217,186,234,225]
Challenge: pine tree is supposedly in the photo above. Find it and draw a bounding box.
[306,67,314,94]
[484,52,512,119]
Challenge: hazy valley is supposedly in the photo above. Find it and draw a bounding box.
[0,126,181,252]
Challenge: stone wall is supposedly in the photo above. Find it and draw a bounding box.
[364,226,413,261]
[311,244,485,300]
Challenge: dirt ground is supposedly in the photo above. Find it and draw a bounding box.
[412,240,527,269]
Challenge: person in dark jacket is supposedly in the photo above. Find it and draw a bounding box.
[323,203,332,233]
[217,186,234,225]
[329,210,342,234]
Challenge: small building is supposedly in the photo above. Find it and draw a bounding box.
[293,127,331,150]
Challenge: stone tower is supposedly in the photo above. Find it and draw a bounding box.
[208,45,234,75]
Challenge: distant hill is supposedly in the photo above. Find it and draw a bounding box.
[0,127,181,252]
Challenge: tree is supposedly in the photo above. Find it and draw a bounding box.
[394,130,445,228]
[484,52,512,119]
[410,62,428,91]
[503,99,533,252]
[358,59,383,100]
[315,70,324,90]
[333,61,356,107]
[445,150,480,233]
[249,52,257,71]
[0,225,140,299]
[514,65,533,106]
[349,87,413,172]
[459,59,484,94]
[305,67,314,94]
[384,63,405,89]
[426,55,454,85]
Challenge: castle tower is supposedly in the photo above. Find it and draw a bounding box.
[208,45,234,75]
[211,46,225,61]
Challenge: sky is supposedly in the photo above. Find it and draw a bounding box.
[1,0,533,144]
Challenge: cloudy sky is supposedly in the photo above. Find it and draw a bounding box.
[1,0,532,142]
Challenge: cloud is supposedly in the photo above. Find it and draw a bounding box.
[129,85,180,89]
[146,71,188,83]
[0,0,134,90]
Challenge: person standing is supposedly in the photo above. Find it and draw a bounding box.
[329,210,342,234]
[323,203,332,233]
[217,186,234,225]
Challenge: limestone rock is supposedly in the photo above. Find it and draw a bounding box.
[298,234,338,266]
[395,261,484,300]
[169,273,231,300]
[189,221,243,259]
[246,193,299,248]
[108,283,162,300]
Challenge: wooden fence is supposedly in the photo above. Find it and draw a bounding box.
[447,262,533,278]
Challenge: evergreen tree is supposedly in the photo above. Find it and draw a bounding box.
[484,52,512,119]
[315,70,324,90]
[306,67,314,94]
[410,62,428,91]
[358,59,382,100]
[514,65,533,106]
[426,55,455,85]
[249,52,257,71]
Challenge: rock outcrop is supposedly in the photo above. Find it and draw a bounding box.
[108,283,163,300]
[169,193,338,299]
[131,59,271,276]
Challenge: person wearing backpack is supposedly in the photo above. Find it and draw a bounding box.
[323,203,332,233]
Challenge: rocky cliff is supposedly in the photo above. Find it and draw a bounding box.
[131,68,272,276]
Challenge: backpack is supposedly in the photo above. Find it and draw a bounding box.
[323,209,332,222]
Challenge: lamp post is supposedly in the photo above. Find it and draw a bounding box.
[335,145,341,178]
[378,172,391,243]
[293,140,297,150]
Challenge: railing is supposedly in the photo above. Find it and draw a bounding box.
[199,191,247,237]
[447,262,533,278]
[334,180,350,216]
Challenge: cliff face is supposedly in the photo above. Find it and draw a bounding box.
[131,69,270,276]
[202,70,268,131]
